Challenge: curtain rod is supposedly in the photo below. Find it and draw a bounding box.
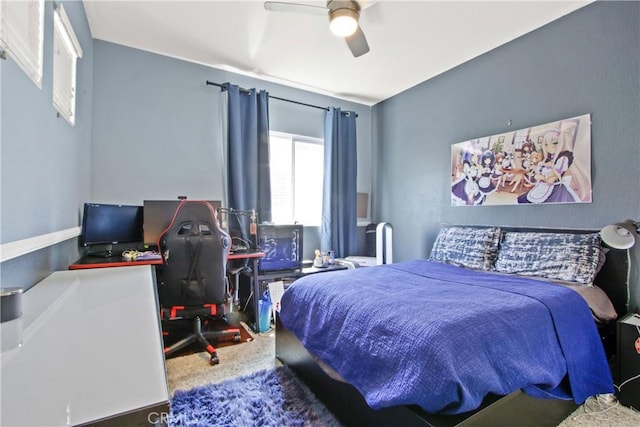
[205,80,357,117]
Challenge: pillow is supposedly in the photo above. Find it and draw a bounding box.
[429,226,502,270]
[557,282,617,322]
[494,231,601,285]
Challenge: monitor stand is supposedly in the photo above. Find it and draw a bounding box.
[87,244,113,258]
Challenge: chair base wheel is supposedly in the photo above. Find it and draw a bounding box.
[210,354,220,365]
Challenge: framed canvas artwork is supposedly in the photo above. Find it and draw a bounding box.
[451,114,592,206]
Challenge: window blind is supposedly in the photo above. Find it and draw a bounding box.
[52,4,82,126]
[0,0,44,88]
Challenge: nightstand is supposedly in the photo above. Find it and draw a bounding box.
[617,312,640,409]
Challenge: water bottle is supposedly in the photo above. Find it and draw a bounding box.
[258,291,272,333]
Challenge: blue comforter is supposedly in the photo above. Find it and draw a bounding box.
[280,260,614,414]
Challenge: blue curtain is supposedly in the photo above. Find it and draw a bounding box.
[225,84,271,240]
[321,107,357,258]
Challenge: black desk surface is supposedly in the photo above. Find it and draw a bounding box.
[257,264,348,281]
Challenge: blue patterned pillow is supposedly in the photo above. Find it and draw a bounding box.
[429,226,502,270]
[494,232,601,285]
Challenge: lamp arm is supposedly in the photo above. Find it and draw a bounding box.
[625,248,631,313]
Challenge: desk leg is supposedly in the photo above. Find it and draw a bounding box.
[252,258,260,333]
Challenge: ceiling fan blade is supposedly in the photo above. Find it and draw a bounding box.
[264,1,328,16]
[345,26,369,57]
[358,0,379,11]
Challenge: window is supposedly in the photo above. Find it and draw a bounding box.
[269,132,324,226]
[0,0,44,88]
[52,4,82,126]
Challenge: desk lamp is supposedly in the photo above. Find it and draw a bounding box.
[600,220,639,313]
[600,220,639,249]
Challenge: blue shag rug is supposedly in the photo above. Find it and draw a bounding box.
[169,366,341,426]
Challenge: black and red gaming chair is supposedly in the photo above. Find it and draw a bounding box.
[157,200,240,365]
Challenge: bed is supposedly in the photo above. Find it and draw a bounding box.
[276,226,627,426]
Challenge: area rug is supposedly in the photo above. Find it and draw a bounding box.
[169,366,342,426]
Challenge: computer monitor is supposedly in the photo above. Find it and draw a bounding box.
[257,224,303,274]
[81,203,144,255]
[143,200,222,246]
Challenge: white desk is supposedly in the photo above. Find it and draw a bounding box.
[1,266,169,426]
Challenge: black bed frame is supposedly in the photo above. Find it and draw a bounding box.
[276,228,628,427]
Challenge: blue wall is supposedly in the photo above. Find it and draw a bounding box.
[372,1,640,310]
[90,40,372,206]
[1,1,93,289]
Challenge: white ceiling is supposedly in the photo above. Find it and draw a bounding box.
[83,0,592,106]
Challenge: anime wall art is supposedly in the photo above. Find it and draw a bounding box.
[451,114,592,206]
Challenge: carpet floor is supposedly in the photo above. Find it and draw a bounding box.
[165,325,640,426]
[559,397,640,427]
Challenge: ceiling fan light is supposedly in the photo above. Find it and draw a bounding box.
[330,8,358,37]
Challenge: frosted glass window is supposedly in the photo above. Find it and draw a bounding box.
[52,4,82,126]
[0,0,44,88]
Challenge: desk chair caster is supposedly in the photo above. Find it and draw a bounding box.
[210,353,220,366]
[205,329,240,365]
[162,315,242,366]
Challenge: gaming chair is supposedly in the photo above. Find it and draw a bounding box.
[156,200,240,365]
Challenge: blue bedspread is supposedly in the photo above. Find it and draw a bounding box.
[280,260,614,414]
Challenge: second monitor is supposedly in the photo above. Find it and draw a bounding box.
[143,200,222,247]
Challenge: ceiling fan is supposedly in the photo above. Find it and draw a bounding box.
[264,1,371,57]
